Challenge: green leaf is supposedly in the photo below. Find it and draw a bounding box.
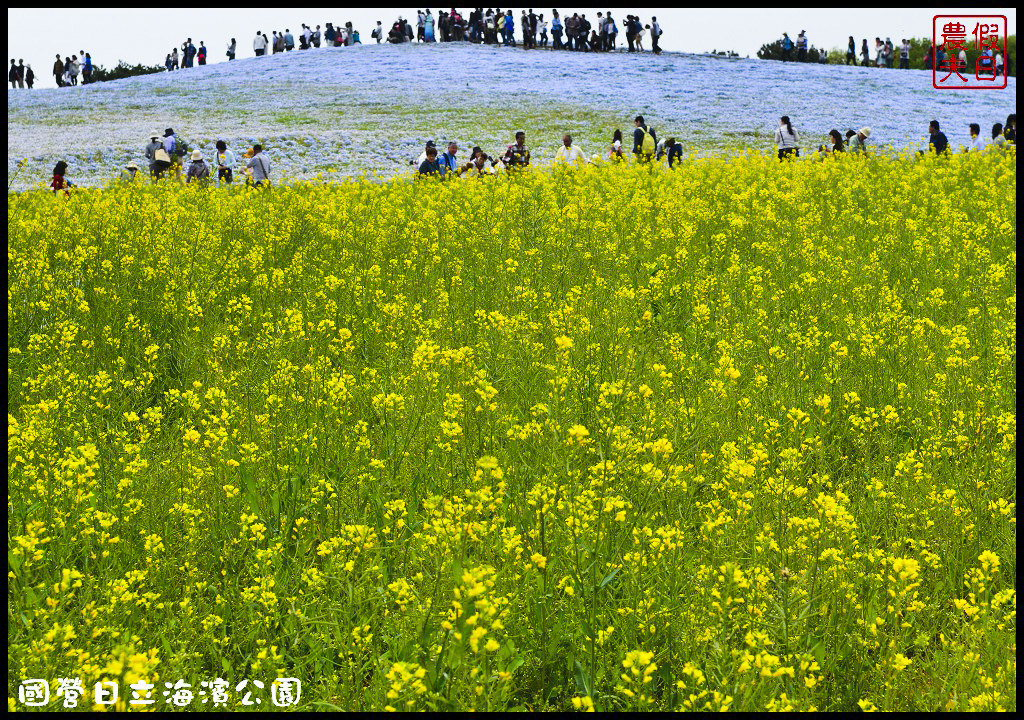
[574,660,592,697]
[598,568,620,590]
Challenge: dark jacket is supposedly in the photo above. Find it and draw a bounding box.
[929,131,949,154]
[633,125,657,154]
[659,142,683,167]
[418,158,441,176]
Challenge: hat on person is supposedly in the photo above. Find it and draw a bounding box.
[191,149,202,161]
[126,162,139,170]
[859,127,871,138]
[426,140,436,147]
[164,128,175,137]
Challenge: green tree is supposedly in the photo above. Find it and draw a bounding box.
[91,61,165,83]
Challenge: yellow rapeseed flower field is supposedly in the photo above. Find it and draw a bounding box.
[7,148,1016,711]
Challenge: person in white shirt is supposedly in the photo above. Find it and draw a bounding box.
[966,123,987,152]
[775,115,800,160]
[555,134,585,168]
[415,140,437,167]
[417,11,426,42]
[254,31,268,56]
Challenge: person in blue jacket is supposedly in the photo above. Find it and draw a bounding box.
[504,10,515,46]
[782,32,793,61]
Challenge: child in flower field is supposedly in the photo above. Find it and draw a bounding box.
[50,160,72,196]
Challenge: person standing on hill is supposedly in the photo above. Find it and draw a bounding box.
[539,14,548,47]
[144,131,164,177]
[9,59,19,89]
[846,36,856,64]
[214,140,236,185]
[900,39,910,69]
[555,133,585,168]
[227,38,236,60]
[551,11,562,49]
[197,43,207,65]
[501,131,531,168]
[796,30,807,62]
[651,17,662,55]
[284,29,295,50]
[966,123,986,152]
[780,32,792,61]
[417,10,426,42]
[633,115,657,161]
[171,47,179,68]
[775,115,800,160]
[254,31,267,56]
[25,64,34,88]
[860,39,869,66]
[52,54,64,86]
[246,144,270,186]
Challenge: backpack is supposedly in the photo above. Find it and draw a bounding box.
[175,137,190,158]
[641,127,656,156]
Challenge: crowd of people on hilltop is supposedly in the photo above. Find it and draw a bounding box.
[780,30,1012,75]
[43,52,94,87]
[43,110,1016,195]
[164,39,209,71]
[375,9,663,53]
[773,113,1016,161]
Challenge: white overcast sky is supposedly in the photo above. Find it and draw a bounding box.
[6,7,1017,81]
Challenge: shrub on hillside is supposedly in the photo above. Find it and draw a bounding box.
[91,61,165,83]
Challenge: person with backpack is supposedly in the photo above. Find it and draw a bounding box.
[651,17,662,55]
[246,144,271,187]
[186,150,211,185]
[164,128,187,183]
[197,43,207,65]
[781,33,793,62]
[214,140,236,186]
[438,142,471,178]
[51,161,73,196]
[775,116,800,160]
[633,115,657,162]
